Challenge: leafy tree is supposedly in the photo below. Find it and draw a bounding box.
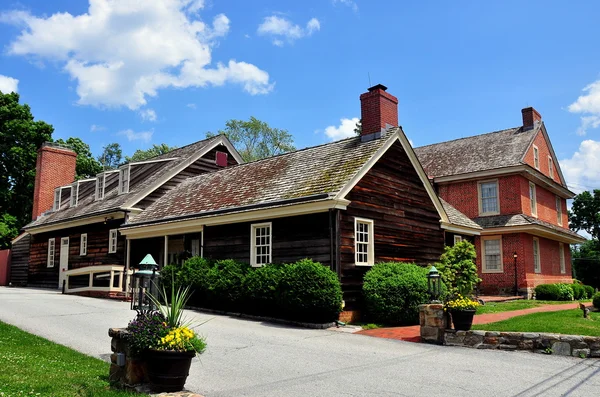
[0,91,53,242]
[569,189,600,241]
[436,240,480,297]
[98,142,123,170]
[0,214,19,249]
[572,240,600,289]
[55,137,103,179]
[206,117,295,162]
[354,119,362,135]
[125,143,177,163]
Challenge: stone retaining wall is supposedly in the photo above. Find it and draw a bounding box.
[445,330,600,358]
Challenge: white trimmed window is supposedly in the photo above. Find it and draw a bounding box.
[533,238,541,273]
[478,180,499,215]
[482,236,503,273]
[251,222,272,267]
[95,173,106,201]
[529,182,537,217]
[556,196,563,226]
[47,238,55,267]
[355,218,374,266]
[533,145,539,169]
[454,235,463,245]
[70,182,79,207]
[559,242,566,274]
[109,229,118,253]
[119,165,130,194]
[548,157,554,179]
[53,188,61,211]
[80,233,88,256]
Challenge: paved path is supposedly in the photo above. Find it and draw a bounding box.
[358,302,586,341]
[1,287,599,397]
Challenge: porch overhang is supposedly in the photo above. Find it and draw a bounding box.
[440,221,481,236]
[480,225,586,244]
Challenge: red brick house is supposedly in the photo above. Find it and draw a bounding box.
[415,108,586,296]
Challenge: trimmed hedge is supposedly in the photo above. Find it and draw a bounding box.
[594,292,600,309]
[363,262,445,326]
[571,283,586,300]
[161,257,342,323]
[584,285,595,300]
[534,283,574,301]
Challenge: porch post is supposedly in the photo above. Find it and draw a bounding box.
[124,239,131,298]
[164,235,169,267]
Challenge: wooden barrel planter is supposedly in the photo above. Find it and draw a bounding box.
[145,349,196,392]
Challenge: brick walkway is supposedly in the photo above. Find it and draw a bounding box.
[357,302,587,342]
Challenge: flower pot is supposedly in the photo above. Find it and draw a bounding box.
[145,349,196,392]
[450,309,476,331]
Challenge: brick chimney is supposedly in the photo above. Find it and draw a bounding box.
[522,107,542,131]
[360,84,398,139]
[32,143,77,220]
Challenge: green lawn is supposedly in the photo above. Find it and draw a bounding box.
[0,321,145,397]
[472,309,600,336]
[475,300,590,315]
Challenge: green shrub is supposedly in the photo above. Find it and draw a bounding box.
[363,262,444,326]
[278,259,343,323]
[205,259,251,310]
[242,264,284,316]
[593,292,600,309]
[437,241,480,297]
[584,285,595,299]
[571,283,586,300]
[535,283,574,301]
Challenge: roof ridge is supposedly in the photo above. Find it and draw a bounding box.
[415,126,521,149]
[133,135,221,163]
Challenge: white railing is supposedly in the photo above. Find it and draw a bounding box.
[64,265,132,294]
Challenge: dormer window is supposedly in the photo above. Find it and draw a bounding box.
[53,188,61,211]
[119,165,130,194]
[95,173,106,201]
[70,182,79,207]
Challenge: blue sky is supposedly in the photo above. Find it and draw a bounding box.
[1,0,600,193]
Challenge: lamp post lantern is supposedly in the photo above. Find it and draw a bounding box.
[428,266,442,303]
[130,253,160,313]
[513,252,518,297]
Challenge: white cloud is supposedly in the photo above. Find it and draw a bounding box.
[139,108,157,122]
[118,128,153,143]
[90,124,106,132]
[186,103,196,109]
[333,0,358,13]
[0,74,19,93]
[323,117,359,140]
[257,15,320,46]
[568,80,600,136]
[560,140,600,193]
[1,0,272,110]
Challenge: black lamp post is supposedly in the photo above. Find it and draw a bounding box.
[130,254,160,313]
[428,266,441,303]
[513,252,518,296]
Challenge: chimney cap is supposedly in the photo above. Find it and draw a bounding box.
[367,84,388,92]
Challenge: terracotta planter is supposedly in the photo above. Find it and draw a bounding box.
[450,309,476,331]
[145,349,196,392]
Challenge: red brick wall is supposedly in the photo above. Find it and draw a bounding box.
[359,86,398,135]
[522,131,562,185]
[32,145,77,220]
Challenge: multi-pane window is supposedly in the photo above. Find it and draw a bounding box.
[47,238,55,267]
[53,188,61,211]
[251,223,271,267]
[454,235,462,245]
[70,182,79,207]
[529,182,537,217]
[533,145,539,169]
[482,237,502,273]
[80,233,88,256]
[479,181,499,214]
[355,218,374,265]
[95,173,106,201]
[548,157,554,178]
[533,238,541,273]
[119,166,130,194]
[556,196,563,226]
[109,229,118,253]
[559,243,566,274]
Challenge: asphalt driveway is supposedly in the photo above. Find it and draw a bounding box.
[0,287,598,397]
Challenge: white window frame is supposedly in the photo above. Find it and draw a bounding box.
[559,242,566,274]
[70,182,79,207]
[529,182,537,217]
[533,237,541,273]
[80,233,88,256]
[118,165,130,194]
[53,188,61,211]
[478,180,500,216]
[250,222,272,267]
[482,236,503,273]
[556,196,563,226]
[533,145,539,169]
[548,156,554,179]
[108,229,118,253]
[95,173,106,201]
[354,217,375,266]
[453,235,463,245]
[47,238,55,268]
